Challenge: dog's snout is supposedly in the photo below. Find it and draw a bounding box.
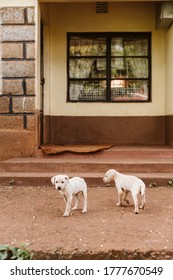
[58,186,61,190]
[103,177,106,183]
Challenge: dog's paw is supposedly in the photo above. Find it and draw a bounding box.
[116,202,122,206]
[63,212,70,217]
[134,210,139,214]
[72,207,77,211]
[82,209,87,214]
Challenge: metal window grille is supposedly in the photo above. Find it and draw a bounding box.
[79,89,106,101]
[111,87,148,101]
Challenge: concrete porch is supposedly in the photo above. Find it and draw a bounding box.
[0,146,173,188]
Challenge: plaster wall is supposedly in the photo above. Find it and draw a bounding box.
[0,0,36,7]
[44,2,166,117]
[165,23,173,115]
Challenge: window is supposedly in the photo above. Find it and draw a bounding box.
[67,32,151,102]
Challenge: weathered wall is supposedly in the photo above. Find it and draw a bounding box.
[48,115,166,146]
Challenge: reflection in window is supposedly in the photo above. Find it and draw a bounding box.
[69,37,106,56]
[67,33,151,102]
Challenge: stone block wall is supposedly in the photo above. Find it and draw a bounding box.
[0,7,37,160]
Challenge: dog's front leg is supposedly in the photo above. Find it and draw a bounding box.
[116,188,123,206]
[72,194,79,211]
[63,195,72,217]
[123,190,130,205]
[63,194,67,204]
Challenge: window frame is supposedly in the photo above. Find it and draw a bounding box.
[67,32,151,103]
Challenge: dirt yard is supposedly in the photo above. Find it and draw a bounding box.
[0,185,173,260]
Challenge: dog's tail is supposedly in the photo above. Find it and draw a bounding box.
[140,181,145,196]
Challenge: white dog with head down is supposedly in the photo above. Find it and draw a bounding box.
[51,174,87,217]
[103,169,146,214]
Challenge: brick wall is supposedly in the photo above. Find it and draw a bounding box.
[0,7,37,160]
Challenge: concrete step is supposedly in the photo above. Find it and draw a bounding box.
[36,145,173,158]
[0,171,172,187]
[1,157,173,173]
[0,146,173,187]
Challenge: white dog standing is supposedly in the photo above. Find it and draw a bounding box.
[103,169,146,214]
[51,174,87,217]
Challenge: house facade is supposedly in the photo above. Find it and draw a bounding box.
[0,0,173,160]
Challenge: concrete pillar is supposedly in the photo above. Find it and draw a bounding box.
[0,6,37,160]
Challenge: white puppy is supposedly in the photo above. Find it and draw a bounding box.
[103,169,146,214]
[51,174,87,217]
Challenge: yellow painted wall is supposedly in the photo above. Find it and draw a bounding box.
[0,0,36,7]
[44,2,166,117]
[165,23,173,115]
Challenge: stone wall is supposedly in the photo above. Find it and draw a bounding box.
[0,7,37,160]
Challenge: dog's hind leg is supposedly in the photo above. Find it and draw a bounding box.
[140,194,146,210]
[140,183,146,210]
[131,191,139,214]
[81,190,87,213]
[72,194,79,211]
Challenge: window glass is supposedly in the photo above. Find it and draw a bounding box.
[111,58,148,78]
[111,80,148,101]
[69,80,107,101]
[69,58,106,79]
[69,36,106,56]
[111,38,148,56]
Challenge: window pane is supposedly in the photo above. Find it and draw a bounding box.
[111,58,127,78]
[69,80,106,101]
[111,38,124,56]
[124,38,148,56]
[69,37,106,56]
[111,80,148,101]
[111,58,148,78]
[111,38,148,56]
[69,58,106,78]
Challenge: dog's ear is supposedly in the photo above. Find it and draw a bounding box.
[51,176,56,185]
[64,175,69,183]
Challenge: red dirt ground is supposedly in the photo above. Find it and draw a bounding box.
[0,185,173,259]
